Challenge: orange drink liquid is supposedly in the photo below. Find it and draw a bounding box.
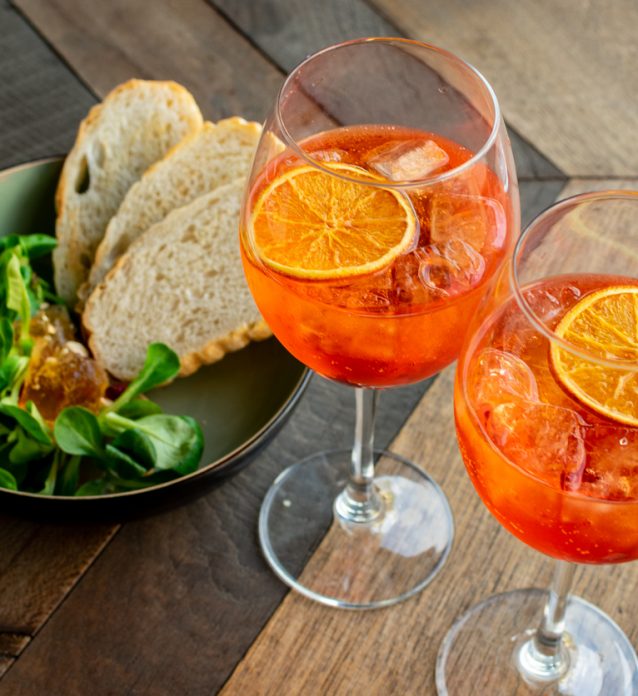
[240,125,514,387]
[456,274,638,563]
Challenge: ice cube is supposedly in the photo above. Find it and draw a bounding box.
[312,148,348,164]
[430,193,507,252]
[576,425,638,500]
[367,139,449,181]
[523,282,584,325]
[485,400,587,486]
[470,349,539,409]
[417,239,485,297]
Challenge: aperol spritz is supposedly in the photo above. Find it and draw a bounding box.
[438,192,638,695]
[241,38,519,609]
[457,274,638,564]
[242,125,511,387]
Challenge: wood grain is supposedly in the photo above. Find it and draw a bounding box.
[519,179,565,228]
[0,0,95,167]
[13,0,284,122]
[0,376,430,694]
[221,365,638,695]
[371,0,638,178]
[0,0,120,679]
[0,1,432,692]
[0,519,118,637]
[0,660,11,681]
[0,516,117,679]
[210,0,565,185]
[558,179,638,198]
[0,0,626,693]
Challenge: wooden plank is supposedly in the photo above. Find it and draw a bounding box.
[211,0,395,70]
[0,520,118,636]
[0,0,95,167]
[0,634,29,659]
[13,0,283,122]
[0,519,117,678]
[0,1,431,692]
[0,2,570,693]
[371,0,638,178]
[0,1,120,680]
[558,178,638,198]
[519,179,566,228]
[221,362,638,695]
[0,377,430,694]
[210,0,565,183]
[0,659,12,680]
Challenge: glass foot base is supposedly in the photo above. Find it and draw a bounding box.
[436,588,638,694]
[259,448,454,609]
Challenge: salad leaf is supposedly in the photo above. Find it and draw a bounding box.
[107,343,180,412]
[108,428,156,469]
[57,454,81,496]
[39,455,59,495]
[17,234,57,260]
[0,402,52,444]
[0,318,13,365]
[0,236,205,496]
[54,407,104,458]
[6,253,32,349]
[0,468,17,491]
[116,398,163,420]
[75,479,109,497]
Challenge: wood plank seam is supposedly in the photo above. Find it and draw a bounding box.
[0,633,30,659]
[209,0,569,187]
[7,0,101,101]
[203,0,290,78]
[356,0,569,183]
[0,524,120,680]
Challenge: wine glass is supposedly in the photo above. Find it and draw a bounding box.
[437,191,638,692]
[239,37,519,609]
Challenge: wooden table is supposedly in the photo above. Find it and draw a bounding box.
[1,1,636,694]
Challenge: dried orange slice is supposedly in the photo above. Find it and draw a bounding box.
[248,163,416,280]
[550,285,638,426]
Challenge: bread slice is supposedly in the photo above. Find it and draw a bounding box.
[85,118,261,297]
[53,79,203,306]
[83,179,271,381]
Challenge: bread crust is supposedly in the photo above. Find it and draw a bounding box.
[83,116,261,300]
[178,318,272,378]
[54,79,203,306]
[82,179,272,382]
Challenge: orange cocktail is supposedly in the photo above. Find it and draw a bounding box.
[438,192,638,694]
[241,125,514,388]
[456,274,638,563]
[243,38,520,610]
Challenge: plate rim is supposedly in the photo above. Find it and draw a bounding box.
[0,156,311,502]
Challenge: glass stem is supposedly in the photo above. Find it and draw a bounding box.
[517,560,575,682]
[334,387,383,524]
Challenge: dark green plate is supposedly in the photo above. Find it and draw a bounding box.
[0,158,309,521]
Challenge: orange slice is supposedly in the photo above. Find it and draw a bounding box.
[248,163,416,280]
[550,285,638,426]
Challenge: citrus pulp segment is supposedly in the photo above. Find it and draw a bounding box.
[248,163,417,280]
[551,285,638,426]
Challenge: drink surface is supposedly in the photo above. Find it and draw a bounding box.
[456,274,638,563]
[241,125,513,387]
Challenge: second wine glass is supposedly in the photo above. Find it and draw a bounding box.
[239,37,519,608]
[437,191,638,693]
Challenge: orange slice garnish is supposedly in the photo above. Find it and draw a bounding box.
[248,163,417,280]
[550,285,638,426]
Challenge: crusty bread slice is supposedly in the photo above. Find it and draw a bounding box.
[83,179,271,381]
[54,79,203,306]
[85,118,261,297]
